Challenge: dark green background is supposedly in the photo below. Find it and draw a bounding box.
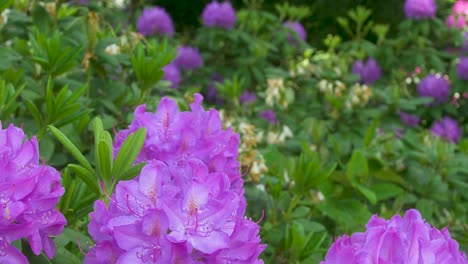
[152,0,406,47]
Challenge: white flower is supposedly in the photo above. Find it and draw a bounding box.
[266,131,280,144]
[104,44,121,55]
[278,125,293,142]
[1,9,10,25]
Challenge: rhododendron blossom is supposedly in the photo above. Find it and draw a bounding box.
[431,116,462,143]
[0,123,66,263]
[173,46,203,70]
[86,94,265,263]
[283,21,307,43]
[162,63,181,89]
[137,6,174,37]
[417,74,450,104]
[404,0,437,19]
[321,209,468,264]
[352,58,382,85]
[201,1,236,30]
[398,111,420,127]
[457,57,468,80]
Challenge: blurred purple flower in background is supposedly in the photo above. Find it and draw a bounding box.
[259,110,277,124]
[457,57,468,80]
[201,1,236,30]
[283,21,307,43]
[206,74,225,105]
[321,209,468,264]
[352,58,382,85]
[431,116,462,143]
[463,32,468,52]
[404,0,437,19]
[162,63,181,89]
[0,123,66,262]
[239,91,256,104]
[417,74,450,104]
[137,6,174,36]
[174,45,204,70]
[398,111,420,127]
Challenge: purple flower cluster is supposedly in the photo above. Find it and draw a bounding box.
[398,111,420,127]
[352,58,382,85]
[239,91,256,105]
[404,0,437,20]
[259,110,277,124]
[174,46,204,71]
[163,45,204,89]
[457,57,468,80]
[283,21,307,43]
[86,94,265,263]
[201,1,237,30]
[162,63,181,89]
[137,6,174,37]
[321,209,468,264]
[0,123,66,263]
[431,117,462,143]
[206,74,225,105]
[463,32,468,52]
[417,74,450,104]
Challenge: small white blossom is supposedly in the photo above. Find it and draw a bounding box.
[104,44,121,55]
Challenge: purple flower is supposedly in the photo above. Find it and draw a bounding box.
[457,57,468,80]
[283,21,307,43]
[352,58,382,85]
[87,95,265,263]
[206,74,225,105]
[259,110,277,124]
[463,32,468,51]
[201,1,236,30]
[162,63,181,89]
[137,6,174,37]
[431,117,462,143]
[404,0,437,20]
[417,74,450,104]
[239,91,256,104]
[0,123,66,262]
[321,209,468,264]
[174,46,203,70]
[398,111,420,127]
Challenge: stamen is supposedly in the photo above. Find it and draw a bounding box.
[255,210,265,224]
[125,194,141,217]
[77,237,88,255]
[241,164,250,177]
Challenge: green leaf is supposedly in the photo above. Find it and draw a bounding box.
[67,164,101,196]
[54,227,92,248]
[370,183,404,201]
[111,127,146,180]
[363,118,379,147]
[52,248,82,264]
[0,0,13,13]
[374,169,405,185]
[97,140,113,182]
[22,239,53,264]
[346,149,368,182]
[26,99,42,127]
[48,125,94,173]
[352,181,377,204]
[119,162,146,181]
